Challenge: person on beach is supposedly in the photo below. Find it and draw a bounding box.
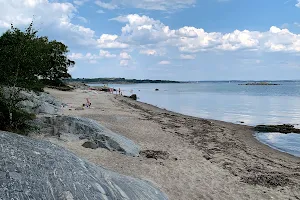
[118,88,121,95]
[86,98,91,108]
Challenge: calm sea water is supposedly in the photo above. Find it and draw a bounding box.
[90,82,300,157]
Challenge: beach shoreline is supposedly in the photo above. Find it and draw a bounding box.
[45,88,300,200]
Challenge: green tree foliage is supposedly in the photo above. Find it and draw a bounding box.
[0,22,75,91]
[0,22,75,132]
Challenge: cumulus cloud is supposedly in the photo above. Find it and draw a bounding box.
[97,34,129,48]
[296,0,300,7]
[159,60,170,65]
[73,0,89,6]
[69,53,84,60]
[120,60,129,66]
[0,0,97,47]
[109,14,300,53]
[120,52,131,59]
[69,50,116,61]
[95,0,195,11]
[95,1,118,10]
[99,50,117,58]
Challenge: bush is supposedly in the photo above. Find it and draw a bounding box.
[0,89,35,135]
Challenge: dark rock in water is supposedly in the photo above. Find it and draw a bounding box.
[82,141,98,149]
[155,88,159,91]
[33,116,140,156]
[129,94,137,100]
[255,124,300,134]
[0,131,168,200]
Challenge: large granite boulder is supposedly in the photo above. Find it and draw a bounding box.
[18,90,62,115]
[33,115,140,157]
[0,131,168,200]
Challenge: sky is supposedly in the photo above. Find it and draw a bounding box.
[1,0,300,81]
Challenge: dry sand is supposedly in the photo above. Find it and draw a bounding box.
[44,88,300,200]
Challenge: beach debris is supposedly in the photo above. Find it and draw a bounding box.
[0,131,168,200]
[255,124,300,134]
[140,150,170,160]
[75,107,84,110]
[129,94,137,100]
[32,115,140,156]
[241,174,291,188]
[82,141,98,149]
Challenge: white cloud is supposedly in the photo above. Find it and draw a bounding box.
[70,50,117,60]
[97,34,129,48]
[99,50,116,58]
[95,0,195,11]
[0,0,97,47]
[120,60,129,66]
[296,0,300,7]
[120,52,131,59]
[139,49,157,55]
[69,53,84,60]
[159,60,170,65]
[180,54,196,60]
[109,14,300,54]
[95,1,118,10]
[74,0,89,6]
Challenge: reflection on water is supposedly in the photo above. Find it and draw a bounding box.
[90,82,300,157]
[98,82,300,126]
[256,132,300,157]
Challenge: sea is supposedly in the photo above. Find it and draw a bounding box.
[89,81,300,157]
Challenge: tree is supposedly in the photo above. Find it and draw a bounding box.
[0,22,75,132]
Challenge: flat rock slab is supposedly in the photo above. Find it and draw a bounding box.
[0,131,168,200]
[33,115,140,157]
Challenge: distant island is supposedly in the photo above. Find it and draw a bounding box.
[238,82,280,86]
[68,78,182,84]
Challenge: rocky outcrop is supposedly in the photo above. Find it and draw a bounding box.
[18,90,62,115]
[33,115,140,156]
[0,131,168,200]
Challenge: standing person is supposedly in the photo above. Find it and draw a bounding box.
[118,88,121,95]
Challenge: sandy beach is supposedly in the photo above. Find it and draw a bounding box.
[44,88,300,200]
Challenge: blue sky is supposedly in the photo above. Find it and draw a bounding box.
[1,0,300,81]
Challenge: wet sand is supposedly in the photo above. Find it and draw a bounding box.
[45,88,300,200]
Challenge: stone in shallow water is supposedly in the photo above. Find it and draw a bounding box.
[0,131,168,200]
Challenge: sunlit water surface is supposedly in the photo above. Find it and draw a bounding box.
[90,82,300,157]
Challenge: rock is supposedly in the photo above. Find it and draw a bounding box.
[140,150,169,160]
[82,141,98,149]
[33,115,140,156]
[129,94,137,100]
[0,131,168,200]
[255,124,300,134]
[17,90,62,115]
[155,88,159,91]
